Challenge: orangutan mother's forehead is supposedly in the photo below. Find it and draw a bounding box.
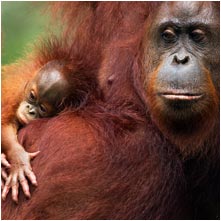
[155,2,216,26]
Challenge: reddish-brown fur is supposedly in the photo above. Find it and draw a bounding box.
[2,2,219,219]
[2,36,99,127]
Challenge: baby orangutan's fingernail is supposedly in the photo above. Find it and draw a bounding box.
[33,181,38,186]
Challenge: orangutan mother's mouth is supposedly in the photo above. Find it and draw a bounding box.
[159,92,204,101]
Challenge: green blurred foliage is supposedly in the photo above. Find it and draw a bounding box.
[2,1,49,65]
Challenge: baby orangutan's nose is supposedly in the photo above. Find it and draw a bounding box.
[26,104,37,117]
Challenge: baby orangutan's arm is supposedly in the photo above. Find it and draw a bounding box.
[1,124,39,203]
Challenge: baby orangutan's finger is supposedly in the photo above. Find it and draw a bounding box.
[24,168,37,186]
[2,175,12,200]
[19,172,31,199]
[2,178,5,190]
[2,187,10,201]
[1,154,11,168]
[29,151,40,160]
[11,175,19,204]
[1,167,8,181]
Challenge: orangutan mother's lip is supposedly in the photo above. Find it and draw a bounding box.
[159,92,204,101]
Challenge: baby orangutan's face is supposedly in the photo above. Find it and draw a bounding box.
[16,65,69,125]
[16,87,55,125]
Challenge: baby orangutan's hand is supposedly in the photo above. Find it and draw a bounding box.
[1,147,40,203]
[1,153,11,189]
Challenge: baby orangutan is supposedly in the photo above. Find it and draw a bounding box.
[2,61,71,203]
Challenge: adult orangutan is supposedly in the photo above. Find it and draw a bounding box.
[2,2,219,220]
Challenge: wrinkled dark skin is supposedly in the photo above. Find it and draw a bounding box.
[144,2,219,151]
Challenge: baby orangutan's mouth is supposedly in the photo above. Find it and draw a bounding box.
[17,112,30,125]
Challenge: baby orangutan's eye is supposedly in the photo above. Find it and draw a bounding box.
[39,104,47,113]
[29,90,36,101]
